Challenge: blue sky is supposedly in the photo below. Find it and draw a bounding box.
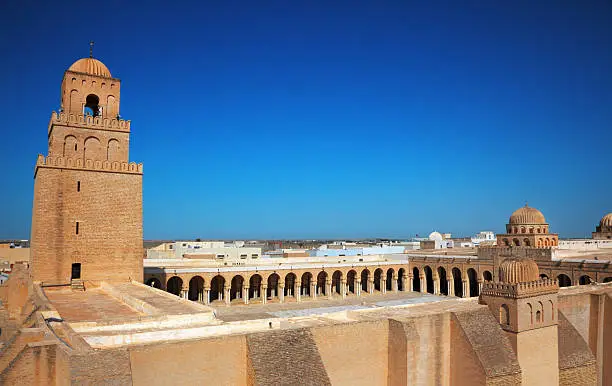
[0,1,610,240]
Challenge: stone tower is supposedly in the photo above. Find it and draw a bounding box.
[479,257,559,385]
[30,54,143,284]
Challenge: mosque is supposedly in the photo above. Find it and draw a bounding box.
[1,53,612,385]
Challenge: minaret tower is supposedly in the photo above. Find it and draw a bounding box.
[479,257,559,385]
[30,48,143,284]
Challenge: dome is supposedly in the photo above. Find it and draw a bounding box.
[499,257,540,283]
[509,205,546,225]
[67,58,111,78]
[600,213,612,228]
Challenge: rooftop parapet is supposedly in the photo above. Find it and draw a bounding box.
[480,279,558,299]
[48,111,131,134]
[35,154,143,177]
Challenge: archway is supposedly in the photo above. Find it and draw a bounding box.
[539,274,549,280]
[317,271,328,296]
[146,277,162,289]
[412,267,421,292]
[579,275,592,285]
[210,275,225,302]
[483,271,493,282]
[285,273,297,297]
[386,268,394,291]
[188,276,204,301]
[452,268,463,297]
[267,273,280,300]
[374,268,383,292]
[230,275,244,300]
[249,274,263,300]
[437,267,448,295]
[513,238,520,246]
[398,268,405,291]
[347,270,357,294]
[361,269,370,293]
[84,94,100,116]
[301,272,312,296]
[467,268,479,297]
[603,277,612,283]
[424,266,434,294]
[332,271,342,295]
[557,274,572,287]
[166,276,182,296]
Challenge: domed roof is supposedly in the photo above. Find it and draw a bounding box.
[499,257,540,283]
[67,58,111,78]
[601,213,612,227]
[509,204,546,224]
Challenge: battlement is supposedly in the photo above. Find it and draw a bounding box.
[48,111,131,134]
[481,279,558,299]
[35,154,143,176]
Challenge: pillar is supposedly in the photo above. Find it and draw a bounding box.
[463,280,469,298]
[392,275,398,292]
[341,279,347,299]
[408,274,414,292]
[478,280,483,294]
[279,283,285,303]
[262,284,268,304]
[311,282,317,299]
[182,287,188,299]
[420,275,425,293]
[356,280,362,296]
[434,279,440,295]
[402,275,408,292]
[244,286,249,304]
[224,285,230,305]
[326,280,332,300]
[368,279,374,294]
[447,279,454,296]
[382,279,387,294]
[204,287,210,305]
[296,281,302,302]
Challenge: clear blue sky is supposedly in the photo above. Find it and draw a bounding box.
[0,1,610,240]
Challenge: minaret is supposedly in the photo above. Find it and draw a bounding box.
[30,49,143,285]
[479,257,559,385]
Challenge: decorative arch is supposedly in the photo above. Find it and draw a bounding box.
[317,271,328,296]
[437,267,448,295]
[267,273,280,300]
[397,268,406,291]
[361,269,370,293]
[373,268,383,292]
[301,272,312,296]
[332,270,343,295]
[523,238,530,247]
[386,268,394,291]
[284,273,297,297]
[249,274,263,300]
[579,275,592,285]
[412,267,421,292]
[230,275,244,301]
[63,135,78,157]
[210,275,225,302]
[424,266,434,294]
[107,139,120,162]
[513,238,521,247]
[540,273,549,280]
[146,277,162,289]
[347,270,357,294]
[84,136,101,160]
[483,270,493,282]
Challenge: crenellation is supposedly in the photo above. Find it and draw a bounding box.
[35,154,143,176]
[49,111,130,134]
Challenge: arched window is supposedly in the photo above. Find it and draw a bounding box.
[513,238,521,246]
[503,238,510,246]
[536,310,541,323]
[84,94,100,117]
[527,303,533,326]
[520,227,526,234]
[500,304,510,325]
[523,238,530,247]
[557,274,572,287]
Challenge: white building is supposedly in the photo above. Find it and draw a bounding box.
[146,241,262,261]
[471,231,496,246]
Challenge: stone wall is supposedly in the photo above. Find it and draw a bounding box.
[30,167,143,284]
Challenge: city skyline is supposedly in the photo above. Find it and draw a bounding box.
[0,1,610,239]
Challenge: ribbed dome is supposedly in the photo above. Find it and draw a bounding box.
[601,213,612,228]
[509,205,546,224]
[499,258,540,283]
[67,58,111,78]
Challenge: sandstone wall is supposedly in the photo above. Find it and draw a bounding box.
[30,167,143,284]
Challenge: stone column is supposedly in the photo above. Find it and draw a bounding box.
[244,286,249,304]
[279,283,285,303]
[356,280,362,296]
[382,279,387,294]
[447,279,454,296]
[341,279,347,299]
[463,280,469,298]
[326,280,332,300]
[262,284,268,304]
[420,275,425,293]
[408,274,414,292]
[402,275,408,292]
[368,279,374,294]
[224,285,231,305]
[218,281,223,301]
[296,281,302,302]
[478,280,483,294]
[204,287,211,304]
[311,282,317,299]
[392,275,398,292]
[434,279,440,295]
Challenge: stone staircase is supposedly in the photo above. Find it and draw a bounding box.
[71,279,85,291]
